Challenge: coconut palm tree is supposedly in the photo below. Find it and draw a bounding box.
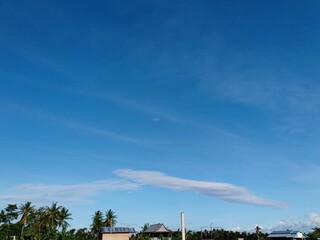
[0,209,8,225]
[91,210,104,237]
[19,201,35,237]
[5,204,18,223]
[45,202,62,230]
[58,207,72,232]
[32,207,48,240]
[4,204,18,239]
[141,223,150,232]
[255,225,261,240]
[104,209,117,227]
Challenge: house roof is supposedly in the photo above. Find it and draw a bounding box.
[100,227,136,234]
[268,230,306,239]
[145,224,172,233]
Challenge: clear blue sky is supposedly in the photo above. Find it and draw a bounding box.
[1,0,320,233]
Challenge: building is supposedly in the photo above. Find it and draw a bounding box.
[268,230,307,240]
[100,227,136,240]
[144,223,173,240]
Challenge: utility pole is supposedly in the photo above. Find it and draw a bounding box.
[181,212,185,240]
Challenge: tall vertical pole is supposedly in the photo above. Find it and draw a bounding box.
[181,212,185,240]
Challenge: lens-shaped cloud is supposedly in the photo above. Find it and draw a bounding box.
[0,169,285,209]
[115,169,286,209]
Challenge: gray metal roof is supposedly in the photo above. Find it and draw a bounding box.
[100,227,136,233]
[145,224,171,233]
[268,230,306,239]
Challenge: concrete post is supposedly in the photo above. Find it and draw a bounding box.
[181,212,185,240]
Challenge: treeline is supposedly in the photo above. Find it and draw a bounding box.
[136,227,320,240]
[0,202,74,240]
[0,202,118,240]
[1,202,320,240]
[135,226,269,240]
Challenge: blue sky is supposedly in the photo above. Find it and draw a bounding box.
[1,0,320,233]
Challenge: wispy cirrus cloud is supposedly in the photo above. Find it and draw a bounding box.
[94,92,185,124]
[203,72,320,135]
[89,92,254,146]
[115,169,286,209]
[0,101,190,145]
[0,101,143,143]
[199,48,319,111]
[0,180,140,205]
[1,169,285,209]
[286,162,320,187]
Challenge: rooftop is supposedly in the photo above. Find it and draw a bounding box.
[268,230,306,239]
[100,227,136,234]
[145,224,172,233]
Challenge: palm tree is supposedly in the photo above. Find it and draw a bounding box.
[19,201,35,237]
[45,202,62,230]
[5,204,18,223]
[58,207,72,232]
[5,204,18,239]
[255,225,261,240]
[186,230,193,240]
[33,207,48,240]
[104,209,117,227]
[91,210,104,237]
[0,209,8,225]
[141,223,150,232]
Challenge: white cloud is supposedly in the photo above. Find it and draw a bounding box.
[115,169,286,208]
[0,169,286,209]
[0,180,140,205]
[229,226,242,232]
[259,213,320,233]
[308,213,320,224]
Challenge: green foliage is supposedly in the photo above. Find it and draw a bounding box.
[5,204,19,223]
[135,232,152,240]
[1,203,319,240]
[105,209,117,227]
[308,227,320,240]
[0,202,72,240]
[171,228,269,240]
[74,227,96,240]
[141,223,150,233]
[90,209,118,239]
[91,210,104,237]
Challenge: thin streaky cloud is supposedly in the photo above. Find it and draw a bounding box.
[0,101,190,145]
[115,169,286,209]
[0,101,144,143]
[203,74,320,136]
[203,74,320,116]
[92,92,254,143]
[58,119,193,146]
[93,92,185,124]
[0,180,140,205]
[286,162,320,186]
[1,73,254,145]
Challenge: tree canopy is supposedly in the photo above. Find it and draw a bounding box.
[1,202,320,240]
